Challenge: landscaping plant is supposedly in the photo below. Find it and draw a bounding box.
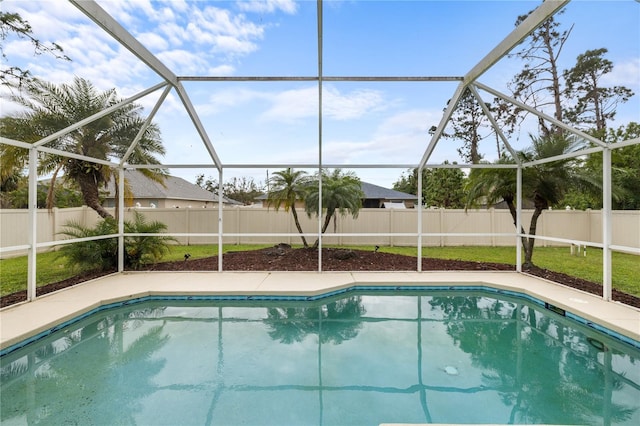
[58,211,176,271]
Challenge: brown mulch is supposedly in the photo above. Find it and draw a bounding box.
[2,245,639,309]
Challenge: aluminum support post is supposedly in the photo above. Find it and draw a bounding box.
[27,148,38,301]
[417,166,423,271]
[317,0,324,273]
[602,147,612,301]
[218,169,224,272]
[516,166,523,272]
[118,168,125,272]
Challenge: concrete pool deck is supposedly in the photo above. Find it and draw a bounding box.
[1,271,639,351]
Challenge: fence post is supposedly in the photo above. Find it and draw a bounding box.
[236,207,240,245]
[389,209,394,247]
[586,209,592,243]
[51,207,58,245]
[186,207,191,246]
[439,208,444,247]
[490,207,495,247]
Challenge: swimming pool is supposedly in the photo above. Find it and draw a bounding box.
[1,290,639,425]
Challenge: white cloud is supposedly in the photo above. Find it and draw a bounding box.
[237,0,298,15]
[157,22,189,48]
[98,0,161,27]
[269,109,443,165]
[602,57,640,90]
[262,86,318,121]
[156,50,210,75]
[211,35,259,55]
[196,87,269,115]
[358,110,440,163]
[261,85,388,122]
[324,88,387,120]
[137,32,169,51]
[98,1,267,65]
[207,64,237,76]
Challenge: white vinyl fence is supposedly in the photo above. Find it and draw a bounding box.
[1,206,638,258]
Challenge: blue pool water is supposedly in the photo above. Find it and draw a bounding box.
[1,290,639,425]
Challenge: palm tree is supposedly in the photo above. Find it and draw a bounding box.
[59,211,177,271]
[0,77,166,218]
[305,169,364,249]
[267,168,310,247]
[466,134,594,267]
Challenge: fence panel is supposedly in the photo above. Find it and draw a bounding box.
[1,207,638,258]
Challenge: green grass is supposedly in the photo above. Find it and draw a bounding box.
[0,244,272,297]
[0,251,74,296]
[2,244,638,298]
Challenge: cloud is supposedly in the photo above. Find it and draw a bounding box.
[236,0,298,15]
[195,88,269,115]
[265,109,443,165]
[157,22,189,48]
[261,86,318,121]
[324,88,387,120]
[156,50,210,75]
[136,32,169,51]
[93,1,267,73]
[601,57,640,90]
[261,85,388,122]
[206,64,236,76]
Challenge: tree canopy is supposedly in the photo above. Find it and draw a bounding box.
[305,169,364,248]
[0,77,166,218]
[466,134,597,267]
[267,168,311,247]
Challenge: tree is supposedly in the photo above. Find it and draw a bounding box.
[466,134,592,267]
[0,77,166,218]
[305,169,364,248]
[563,48,634,136]
[0,10,70,88]
[1,177,83,209]
[195,173,217,192]
[557,122,640,210]
[393,162,466,208]
[196,174,264,205]
[449,88,490,163]
[431,89,492,163]
[608,123,640,210]
[267,168,311,248]
[508,8,573,137]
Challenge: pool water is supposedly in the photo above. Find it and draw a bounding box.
[1,290,639,425]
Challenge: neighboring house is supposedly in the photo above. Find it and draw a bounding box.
[360,182,417,208]
[103,170,242,208]
[256,181,417,209]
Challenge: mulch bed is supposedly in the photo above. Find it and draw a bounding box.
[3,246,639,309]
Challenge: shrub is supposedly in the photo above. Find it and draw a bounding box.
[58,212,177,271]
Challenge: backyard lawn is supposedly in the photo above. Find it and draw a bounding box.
[1,244,638,298]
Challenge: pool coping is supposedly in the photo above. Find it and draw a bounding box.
[1,271,639,352]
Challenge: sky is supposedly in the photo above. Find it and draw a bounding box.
[2,0,639,189]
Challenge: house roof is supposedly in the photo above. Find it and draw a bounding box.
[257,181,416,201]
[360,182,417,201]
[105,170,241,204]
